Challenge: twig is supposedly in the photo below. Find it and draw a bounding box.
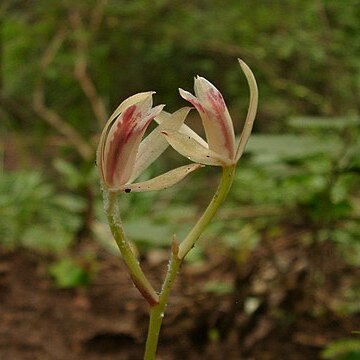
[204,41,325,107]
[0,92,36,124]
[32,27,93,160]
[33,95,93,160]
[90,0,108,35]
[69,8,108,127]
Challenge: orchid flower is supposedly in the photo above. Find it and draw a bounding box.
[161,59,258,167]
[97,92,202,193]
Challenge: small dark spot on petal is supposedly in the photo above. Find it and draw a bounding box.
[125,188,131,193]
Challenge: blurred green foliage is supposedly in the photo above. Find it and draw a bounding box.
[49,255,97,288]
[1,0,359,139]
[0,0,360,326]
[322,338,360,360]
[0,170,85,252]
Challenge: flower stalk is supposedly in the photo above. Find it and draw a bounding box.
[104,189,159,305]
[178,165,236,259]
[144,251,181,360]
[143,165,236,359]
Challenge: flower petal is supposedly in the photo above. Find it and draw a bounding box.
[129,107,191,182]
[179,88,207,116]
[193,77,236,160]
[121,164,203,193]
[108,91,155,124]
[96,92,155,181]
[178,123,209,149]
[235,59,259,161]
[161,129,232,166]
[162,97,209,148]
[102,97,164,190]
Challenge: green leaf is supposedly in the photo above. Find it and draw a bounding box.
[246,134,341,163]
[288,116,360,130]
[125,218,173,248]
[49,258,92,289]
[322,338,360,359]
[204,281,234,295]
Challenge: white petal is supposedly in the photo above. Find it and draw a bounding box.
[97,92,155,179]
[161,129,232,166]
[153,109,171,125]
[129,107,191,182]
[108,91,154,124]
[178,123,209,148]
[185,78,236,160]
[194,76,216,101]
[158,107,192,129]
[139,104,165,129]
[235,59,259,161]
[159,102,208,148]
[102,102,163,190]
[121,164,203,193]
[179,88,206,114]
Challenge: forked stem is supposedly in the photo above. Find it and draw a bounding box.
[143,165,236,359]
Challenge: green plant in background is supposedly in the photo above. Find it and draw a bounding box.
[322,338,360,360]
[2,0,359,161]
[49,254,98,289]
[53,157,99,240]
[97,60,257,359]
[0,170,85,253]
[239,115,360,263]
[2,0,359,261]
[1,1,359,357]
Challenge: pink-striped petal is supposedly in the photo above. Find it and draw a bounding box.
[107,91,155,124]
[179,79,236,161]
[97,92,164,191]
[194,77,236,160]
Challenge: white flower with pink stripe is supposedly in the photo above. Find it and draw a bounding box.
[161,60,258,167]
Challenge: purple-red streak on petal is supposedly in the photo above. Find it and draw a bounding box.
[106,105,137,186]
[206,88,235,160]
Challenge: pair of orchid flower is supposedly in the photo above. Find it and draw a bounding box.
[97,60,258,193]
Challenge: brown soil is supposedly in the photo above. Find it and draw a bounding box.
[0,237,359,360]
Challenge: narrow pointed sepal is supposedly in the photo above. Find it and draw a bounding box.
[235,59,259,162]
[130,107,191,182]
[121,163,203,193]
[161,129,233,166]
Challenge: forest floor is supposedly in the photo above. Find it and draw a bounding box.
[1,235,359,360]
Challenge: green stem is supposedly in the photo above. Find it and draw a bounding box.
[178,165,236,259]
[143,165,236,359]
[144,253,181,360]
[104,189,159,306]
